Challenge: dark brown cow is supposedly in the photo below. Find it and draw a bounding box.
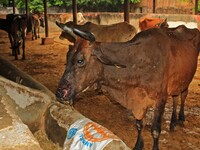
[0,14,27,60]
[56,25,200,150]
[56,21,137,42]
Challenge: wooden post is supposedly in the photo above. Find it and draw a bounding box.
[41,0,54,44]
[72,0,77,24]
[12,0,15,14]
[195,0,199,15]
[43,0,48,37]
[25,0,29,18]
[153,0,156,13]
[124,0,130,23]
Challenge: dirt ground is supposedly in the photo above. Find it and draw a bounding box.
[0,29,200,150]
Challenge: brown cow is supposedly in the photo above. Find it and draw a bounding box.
[139,17,168,31]
[30,12,45,40]
[59,12,86,24]
[56,21,137,43]
[56,26,200,149]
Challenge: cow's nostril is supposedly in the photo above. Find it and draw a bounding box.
[56,86,70,99]
[62,89,69,97]
[55,90,62,99]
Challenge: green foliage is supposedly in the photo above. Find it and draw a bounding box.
[2,0,200,13]
[0,0,141,12]
[0,0,8,7]
[120,0,140,4]
[29,0,44,12]
[199,2,200,12]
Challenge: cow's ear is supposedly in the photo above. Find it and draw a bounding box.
[93,48,126,68]
[158,18,168,28]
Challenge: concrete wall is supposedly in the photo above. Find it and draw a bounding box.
[47,13,200,32]
[1,13,200,33]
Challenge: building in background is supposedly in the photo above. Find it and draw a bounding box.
[132,0,194,14]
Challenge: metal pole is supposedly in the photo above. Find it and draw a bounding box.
[43,0,49,37]
[124,0,130,23]
[72,0,77,24]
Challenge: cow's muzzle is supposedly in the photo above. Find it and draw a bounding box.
[55,80,75,105]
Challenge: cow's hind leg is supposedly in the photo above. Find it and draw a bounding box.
[8,33,14,49]
[179,88,188,125]
[170,95,178,131]
[133,119,144,150]
[151,98,167,150]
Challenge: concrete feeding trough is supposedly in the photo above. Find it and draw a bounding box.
[0,56,131,150]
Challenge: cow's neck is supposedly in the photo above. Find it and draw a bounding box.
[100,66,133,109]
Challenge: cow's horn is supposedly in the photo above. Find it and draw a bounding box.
[73,28,96,42]
[55,21,76,39]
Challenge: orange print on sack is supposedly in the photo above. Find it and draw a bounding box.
[83,122,119,142]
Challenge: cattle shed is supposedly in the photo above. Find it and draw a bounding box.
[1,11,200,149]
[1,0,200,150]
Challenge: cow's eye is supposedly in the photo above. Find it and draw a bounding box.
[77,59,85,67]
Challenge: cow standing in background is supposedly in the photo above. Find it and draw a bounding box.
[139,17,168,31]
[59,12,86,24]
[0,14,27,60]
[30,11,45,40]
[56,21,137,43]
[56,25,200,150]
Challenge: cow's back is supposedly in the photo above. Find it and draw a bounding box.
[91,22,137,42]
[59,21,137,42]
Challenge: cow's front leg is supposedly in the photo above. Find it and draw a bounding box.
[32,29,34,40]
[151,98,166,150]
[34,27,37,40]
[133,119,144,150]
[37,28,40,38]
